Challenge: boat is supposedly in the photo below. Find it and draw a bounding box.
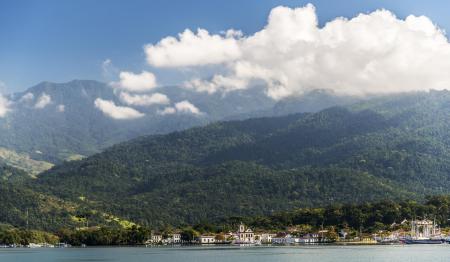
[378,236,400,245]
[27,243,43,248]
[404,238,444,244]
[56,243,71,248]
[404,219,444,244]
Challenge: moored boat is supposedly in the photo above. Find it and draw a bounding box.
[404,219,444,244]
[404,238,444,244]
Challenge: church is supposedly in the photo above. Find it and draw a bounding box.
[236,223,255,244]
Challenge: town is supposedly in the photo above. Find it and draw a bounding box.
[144,220,450,246]
[2,218,450,248]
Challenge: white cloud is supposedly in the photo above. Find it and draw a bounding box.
[94,98,144,119]
[157,100,203,116]
[119,92,170,106]
[34,93,52,109]
[184,75,249,94]
[145,4,450,99]
[157,106,176,115]
[145,28,242,67]
[101,58,119,80]
[111,71,157,93]
[19,92,34,103]
[0,95,11,117]
[57,104,65,112]
[175,100,202,115]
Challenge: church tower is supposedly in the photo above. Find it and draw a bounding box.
[239,223,245,232]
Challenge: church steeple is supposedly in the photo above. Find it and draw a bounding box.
[239,223,245,233]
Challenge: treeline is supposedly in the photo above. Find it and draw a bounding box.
[238,195,450,233]
[57,226,150,246]
[0,225,152,246]
[2,196,450,246]
[0,226,58,245]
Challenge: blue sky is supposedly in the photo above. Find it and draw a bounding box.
[1,0,450,92]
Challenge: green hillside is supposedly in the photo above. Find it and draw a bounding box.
[0,163,139,231]
[0,147,53,176]
[30,90,450,227]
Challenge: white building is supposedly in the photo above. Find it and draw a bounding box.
[198,235,216,244]
[167,233,181,244]
[146,234,162,244]
[272,234,300,245]
[299,233,320,243]
[258,233,276,244]
[236,223,255,244]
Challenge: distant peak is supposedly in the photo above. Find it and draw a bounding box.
[18,80,108,96]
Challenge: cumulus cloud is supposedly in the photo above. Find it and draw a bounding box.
[145,29,242,67]
[34,93,52,109]
[111,71,157,93]
[184,75,249,94]
[94,98,144,119]
[0,95,11,117]
[157,106,177,115]
[145,4,450,99]
[101,58,119,80]
[158,100,203,115]
[19,92,34,103]
[119,92,170,106]
[175,100,202,114]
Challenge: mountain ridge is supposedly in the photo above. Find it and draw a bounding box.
[26,90,450,226]
[0,80,355,169]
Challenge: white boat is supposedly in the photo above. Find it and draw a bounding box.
[27,243,43,248]
[404,219,444,244]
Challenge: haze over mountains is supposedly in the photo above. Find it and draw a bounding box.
[0,80,354,170]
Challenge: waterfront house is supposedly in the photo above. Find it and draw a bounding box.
[299,233,320,243]
[257,233,277,244]
[198,235,216,244]
[150,233,162,244]
[167,233,181,244]
[272,233,299,244]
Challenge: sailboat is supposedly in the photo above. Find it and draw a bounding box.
[404,219,444,244]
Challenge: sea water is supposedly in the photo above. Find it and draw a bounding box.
[0,245,449,262]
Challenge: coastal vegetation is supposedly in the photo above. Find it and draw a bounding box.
[28,90,450,226]
[2,196,450,246]
[3,91,450,242]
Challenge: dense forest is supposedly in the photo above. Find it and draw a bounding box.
[242,195,450,232]
[3,90,450,230]
[22,90,450,227]
[2,196,450,246]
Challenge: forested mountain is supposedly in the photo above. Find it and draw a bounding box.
[0,80,351,170]
[0,163,139,231]
[27,90,450,227]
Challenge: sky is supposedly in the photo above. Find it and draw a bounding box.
[1,0,450,93]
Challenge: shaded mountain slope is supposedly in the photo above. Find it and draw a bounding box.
[0,80,357,167]
[31,90,450,226]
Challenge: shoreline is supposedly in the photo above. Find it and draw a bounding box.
[1,242,448,249]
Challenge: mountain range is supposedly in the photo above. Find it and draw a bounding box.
[0,89,445,229]
[0,80,353,170]
[3,80,450,230]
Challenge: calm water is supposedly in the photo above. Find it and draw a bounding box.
[0,245,450,262]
